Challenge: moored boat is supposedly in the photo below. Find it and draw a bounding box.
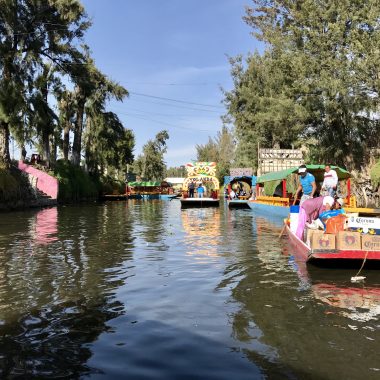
[247,165,380,217]
[285,223,380,262]
[224,171,256,209]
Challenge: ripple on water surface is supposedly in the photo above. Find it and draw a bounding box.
[0,203,379,379]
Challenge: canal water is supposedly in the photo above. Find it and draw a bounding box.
[0,201,379,379]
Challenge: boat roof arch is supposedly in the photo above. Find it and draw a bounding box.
[224,175,257,186]
[257,165,350,184]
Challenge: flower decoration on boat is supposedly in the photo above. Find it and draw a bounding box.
[186,162,216,177]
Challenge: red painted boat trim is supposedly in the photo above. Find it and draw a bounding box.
[285,224,380,261]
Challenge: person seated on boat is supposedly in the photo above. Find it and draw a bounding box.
[293,165,316,206]
[296,196,335,239]
[197,183,205,198]
[334,197,344,210]
[321,164,338,198]
[229,189,237,199]
[188,181,195,198]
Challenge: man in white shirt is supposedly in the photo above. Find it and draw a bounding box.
[321,165,338,197]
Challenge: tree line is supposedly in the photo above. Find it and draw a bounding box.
[215,0,380,173]
[0,0,135,179]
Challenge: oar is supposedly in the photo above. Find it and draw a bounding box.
[279,223,287,238]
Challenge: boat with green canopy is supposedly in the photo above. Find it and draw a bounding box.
[247,164,378,218]
[127,181,176,200]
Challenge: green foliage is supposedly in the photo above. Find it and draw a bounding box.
[0,167,19,201]
[224,0,380,171]
[370,161,380,189]
[53,160,98,202]
[133,130,169,181]
[166,166,187,177]
[99,176,125,195]
[196,127,235,183]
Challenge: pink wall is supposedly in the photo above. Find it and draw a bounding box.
[18,161,58,199]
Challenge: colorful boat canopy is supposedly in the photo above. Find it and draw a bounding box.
[257,165,350,183]
[128,181,161,187]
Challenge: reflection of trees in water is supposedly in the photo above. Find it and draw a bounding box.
[130,200,166,245]
[218,215,380,380]
[0,203,134,377]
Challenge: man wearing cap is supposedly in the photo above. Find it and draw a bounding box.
[293,165,316,206]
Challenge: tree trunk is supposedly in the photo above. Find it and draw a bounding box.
[0,121,11,168]
[63,122,70,161]
[42,129,50,168]
[84,115,92,173]
[72,99,85,166]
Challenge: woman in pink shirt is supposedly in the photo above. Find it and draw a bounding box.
[295,196,335,239]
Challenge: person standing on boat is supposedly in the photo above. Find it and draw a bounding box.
[321,165,338,198]
[295,196,335,239]
[197,183,205,198]
[293,165,316,205]
[188,181,195,198]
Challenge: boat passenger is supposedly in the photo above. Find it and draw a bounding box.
[321,165,338,198]
[197,183,205,198]
[229,189,237,199]
[188,181,195,198]
[296,196,335,239]
[293,165,316,206]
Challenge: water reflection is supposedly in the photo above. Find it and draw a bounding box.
[0,204,135,377]
[181,208,220,257]
[225,214,380,379]
[34,207,58,245]
[312,283,380,322]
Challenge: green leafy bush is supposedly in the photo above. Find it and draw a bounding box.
[54,160,99,202]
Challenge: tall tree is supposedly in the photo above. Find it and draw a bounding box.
[0,0,90,167]
[133,130,169,181]
[242,0,380,169]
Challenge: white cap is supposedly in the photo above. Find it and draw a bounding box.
[336,198,344,206]
[322,196,335,206]
[298,167,307,173]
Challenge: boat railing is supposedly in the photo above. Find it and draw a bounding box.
[255,195,290,207]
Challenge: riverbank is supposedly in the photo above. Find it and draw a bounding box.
[0,160,126,211]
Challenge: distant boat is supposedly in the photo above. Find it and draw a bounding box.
[180,162,220,208]
[180,197,220,208]
[126,180,176,200]
[224,174,255,209]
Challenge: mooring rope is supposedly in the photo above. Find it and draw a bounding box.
[352,250,369,280]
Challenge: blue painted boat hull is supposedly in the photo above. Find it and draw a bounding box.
[247,201,289,219]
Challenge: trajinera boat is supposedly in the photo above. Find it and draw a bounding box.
[224,172,256,209]
[247,164,380,218]
[285,223,380,262]
[126,181,176,200]
[180,162,220,208]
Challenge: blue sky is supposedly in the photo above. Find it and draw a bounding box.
[81,0,260,167]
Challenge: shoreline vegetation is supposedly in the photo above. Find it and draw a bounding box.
[0,160,125,211]
[0,2,379,210]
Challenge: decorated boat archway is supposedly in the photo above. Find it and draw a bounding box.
[181,162,220,208]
